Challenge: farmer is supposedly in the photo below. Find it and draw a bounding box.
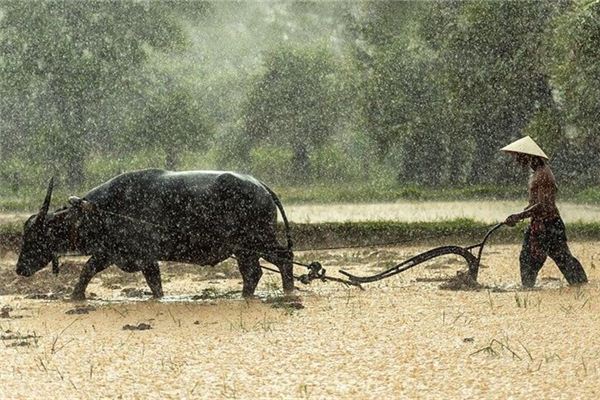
[501,136,587,287]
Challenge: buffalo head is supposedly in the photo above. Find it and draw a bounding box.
[16,178,59,277]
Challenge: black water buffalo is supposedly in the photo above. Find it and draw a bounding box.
[16,169,294,300]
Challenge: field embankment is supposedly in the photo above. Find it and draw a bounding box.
[3,217,600,254]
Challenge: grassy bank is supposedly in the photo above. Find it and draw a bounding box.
[288,220,600,250]
[3,219,600,253]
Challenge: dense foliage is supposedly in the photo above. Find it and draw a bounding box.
[1,0,599,193]
[242,46,344,181]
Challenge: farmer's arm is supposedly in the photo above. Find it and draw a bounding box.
[505,203,544,225]
[505,172,555,226]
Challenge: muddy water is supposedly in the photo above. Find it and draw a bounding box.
[1,242,599,398]
[286,201,600,223]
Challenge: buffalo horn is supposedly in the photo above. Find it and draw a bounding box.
[37,177,54,225]
[52,255,60,275]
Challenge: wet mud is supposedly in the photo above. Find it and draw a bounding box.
[0,241,599,398]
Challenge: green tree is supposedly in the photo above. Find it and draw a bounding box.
[243,45,342,180]
[0,0,188,186]
[421,0,567,184]
[343,1,419,162]
[547,0,600,183]
[347,1,467,185]
[343,0,424,72]
[365,42,450,185]
[125,81,213,170]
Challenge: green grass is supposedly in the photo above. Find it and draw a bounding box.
[573,186,600,203]
[0,188,74,212]
[0,221,23,251]
[298,220,600,247]
[313,220,600,247]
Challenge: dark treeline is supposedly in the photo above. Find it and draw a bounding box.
[0,0,599,191]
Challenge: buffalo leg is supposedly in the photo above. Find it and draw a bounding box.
[236,253,263,297]
[263,247,294,294]
[72,255,110,300]
[142,262,163,298]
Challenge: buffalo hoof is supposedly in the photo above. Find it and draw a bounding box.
[242,292,258,299]
[70,292,86,301]
[282,285,298,296]
[280,292,301,303]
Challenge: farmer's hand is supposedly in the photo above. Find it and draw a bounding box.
[504,214,521,227]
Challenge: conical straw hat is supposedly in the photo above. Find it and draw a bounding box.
[500,136,548,160]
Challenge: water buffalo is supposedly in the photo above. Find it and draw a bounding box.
[16,169,294,300]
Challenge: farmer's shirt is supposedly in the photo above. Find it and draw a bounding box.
[528,163,560,222]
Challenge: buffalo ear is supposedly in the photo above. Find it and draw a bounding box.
[68,196,82,207]
[68,196,97,213]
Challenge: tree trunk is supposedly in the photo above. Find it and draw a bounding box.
[292,144,310,182]
[57,90,87,188]
[165,150,179,171]
[67,151,86,188]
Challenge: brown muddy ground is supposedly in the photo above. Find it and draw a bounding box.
[1,241,599,399]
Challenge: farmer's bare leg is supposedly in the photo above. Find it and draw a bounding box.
[236,253,263,297]
[519,225,546,288]
[72,255,110,300]
[142,261,163,298]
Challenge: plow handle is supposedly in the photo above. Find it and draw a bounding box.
[339,222,506,284]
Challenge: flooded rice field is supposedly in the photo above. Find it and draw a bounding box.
[286,201,600,223]
[4,200,600,225]
[1,241,599,399]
